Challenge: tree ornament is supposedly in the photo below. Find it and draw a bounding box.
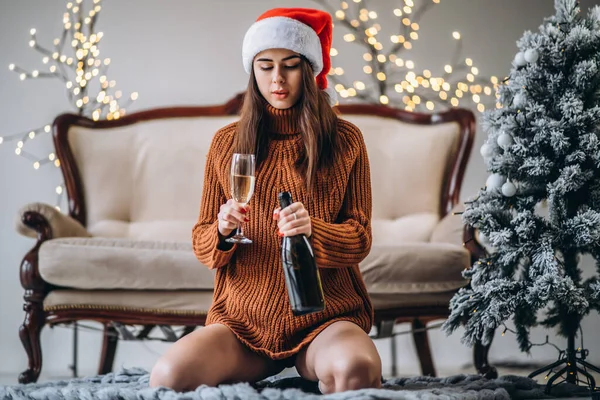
[497,132,514,150]
[480,143,495,159]
[501,180,517,197]
[514,51,527,67]
[524,48,539,63]
[485,173,505,191]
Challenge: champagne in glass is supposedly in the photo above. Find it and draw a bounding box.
[226,153,256,244]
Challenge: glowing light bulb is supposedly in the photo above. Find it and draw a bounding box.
[330,48,338,56]
[8,63,15,70]
[379,95,389,104]
[130,92,139,100]
[453,31,461,40]
[30,28,36,35]
[354,81,366,90]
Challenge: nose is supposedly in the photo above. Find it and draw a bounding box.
[272,66,285,84]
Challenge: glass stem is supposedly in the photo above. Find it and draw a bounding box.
[237,221,244,237]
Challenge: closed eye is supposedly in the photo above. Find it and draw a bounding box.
[259,64,300,71]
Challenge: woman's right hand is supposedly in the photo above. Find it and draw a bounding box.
[217,199,249,237]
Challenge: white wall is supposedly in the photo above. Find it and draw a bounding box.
[1,0,598,380]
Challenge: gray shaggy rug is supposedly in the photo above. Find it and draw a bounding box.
[0,367,593,399]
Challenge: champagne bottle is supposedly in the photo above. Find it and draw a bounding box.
[278,192,325,316]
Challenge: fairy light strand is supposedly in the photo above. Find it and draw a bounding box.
[1,0,139,179]
[313,0,499,112]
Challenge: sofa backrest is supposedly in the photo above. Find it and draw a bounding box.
[53,94,474,243]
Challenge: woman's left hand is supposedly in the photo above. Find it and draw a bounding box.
[273,202,312,237]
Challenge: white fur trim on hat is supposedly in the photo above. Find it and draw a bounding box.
[242,16,323,76]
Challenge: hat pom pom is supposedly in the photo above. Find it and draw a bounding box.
[323,86,338,107]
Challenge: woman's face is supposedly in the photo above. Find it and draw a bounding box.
[253,48,303,109]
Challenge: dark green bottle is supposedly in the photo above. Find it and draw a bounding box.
[278,192,325,315]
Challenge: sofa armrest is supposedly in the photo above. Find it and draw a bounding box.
[429,204,466,247]
[15,202,91,240]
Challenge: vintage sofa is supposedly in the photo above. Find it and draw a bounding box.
[15,93,494,383]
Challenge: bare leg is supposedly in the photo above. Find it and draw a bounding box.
[150,324,281,392]
[295,321,382,394]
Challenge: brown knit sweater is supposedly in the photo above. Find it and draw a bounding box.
[192,102,374,361]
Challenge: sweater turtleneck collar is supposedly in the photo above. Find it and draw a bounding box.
[263,100,301,136]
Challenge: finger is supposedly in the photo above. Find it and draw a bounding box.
[227,199,250,214]
[277,208,308,229]
[279,217,311,235]
[273,207,281,220]
[222,208,248,224]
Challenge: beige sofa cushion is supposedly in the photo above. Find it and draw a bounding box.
[67,115,459,242]
[39,237,468,295]
[39,237,215,290]
[67,116,238,236]
[342,115,460,219]
[371,213,439,245]
[44,290,213,315]
[360,242,469,294]
[43,289,453,314]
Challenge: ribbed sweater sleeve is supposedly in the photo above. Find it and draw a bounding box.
[192,126,237,269]
[311,122,373,268]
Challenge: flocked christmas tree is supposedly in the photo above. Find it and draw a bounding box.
[443,0,600,391]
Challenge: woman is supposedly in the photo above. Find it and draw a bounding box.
[150,7,381,394]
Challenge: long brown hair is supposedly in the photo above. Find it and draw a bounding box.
[235,58,347,191]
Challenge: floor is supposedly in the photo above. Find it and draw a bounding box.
[1,366,597,398]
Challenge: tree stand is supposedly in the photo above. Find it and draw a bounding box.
[528,326,600,394]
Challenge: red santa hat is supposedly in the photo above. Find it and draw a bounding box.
[242,7,337,105]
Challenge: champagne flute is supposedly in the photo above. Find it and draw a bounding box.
[226,153,256,244]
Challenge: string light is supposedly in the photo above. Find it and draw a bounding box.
[312,0,495,112]
[2,0,138,176]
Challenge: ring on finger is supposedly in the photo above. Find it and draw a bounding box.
[293,212,297,221]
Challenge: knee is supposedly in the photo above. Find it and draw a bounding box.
[149,357,187,391]
[320,354,382,393]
